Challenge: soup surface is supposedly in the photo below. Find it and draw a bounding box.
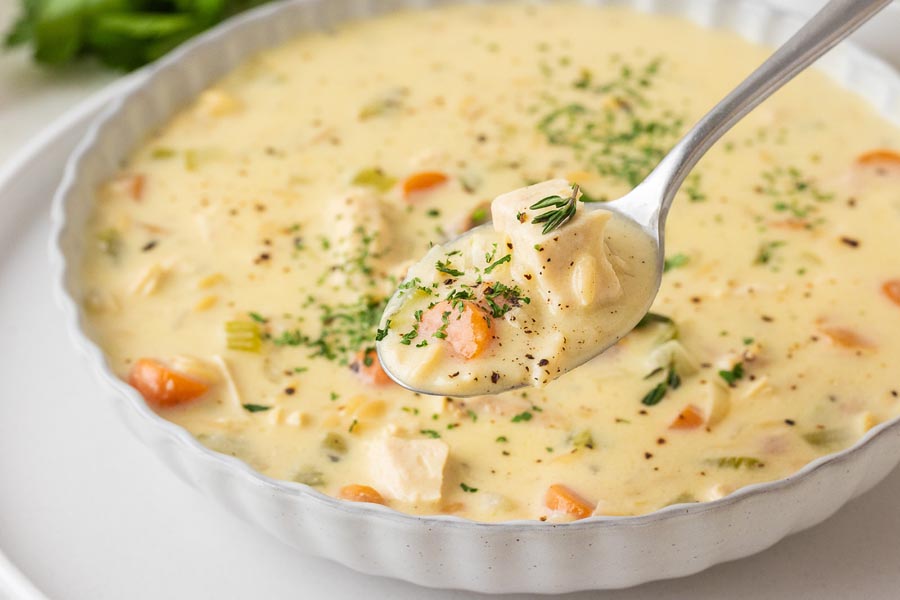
[80,3,900,521]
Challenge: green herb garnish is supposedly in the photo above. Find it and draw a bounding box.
[529,184,579,235]
[242,403,271,413]
[484,254,511,274]
[640,382,667,406]
[420,429,441,439]
[511,411,533,423]
[460,482,478,493]
[663,253,690,272]
[718,363,744,386]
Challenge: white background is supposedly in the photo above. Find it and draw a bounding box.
[1,1,899,598]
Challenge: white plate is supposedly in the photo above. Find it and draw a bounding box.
[2,2,900,599]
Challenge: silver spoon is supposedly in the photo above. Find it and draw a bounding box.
[379,0,892,396]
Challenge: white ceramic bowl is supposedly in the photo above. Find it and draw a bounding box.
[50,0,900,593]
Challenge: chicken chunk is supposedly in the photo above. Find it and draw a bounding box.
[491,179,622,314]
[368,434,449,503]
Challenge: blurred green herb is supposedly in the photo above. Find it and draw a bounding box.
[5,0,271,70]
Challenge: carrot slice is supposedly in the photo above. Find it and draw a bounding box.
[883,279,900,307]
[819,326,875,350]
[351,348,392,385]
[420,300,494,359]
[545,484,594,520]
[402,171,448,199]
[855,149,900,167]
[338,484,385,505]
[112,173,145,201]
[669,404,705,430]
[128,358,209,408]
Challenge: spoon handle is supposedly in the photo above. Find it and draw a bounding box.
[637,0,892,227]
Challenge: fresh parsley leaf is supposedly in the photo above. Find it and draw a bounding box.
[663,253,690,272]
[718,362,744,386]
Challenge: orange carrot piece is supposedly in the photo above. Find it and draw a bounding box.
[883,279,900,307]
[420,300,494,359]
[338,484,385,505]
[545,484,594,520]
[351,348,393,385]
[669,404,705,430]
[128,358,209,408]
[855,149,900,167]
[112,173,145,200]
[819,326,874,350]
[402,171,448,199]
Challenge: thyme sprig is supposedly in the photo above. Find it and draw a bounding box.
[529,184,580,235]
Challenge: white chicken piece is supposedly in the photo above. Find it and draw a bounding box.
[368,434,449,503]
[491,179,622,314]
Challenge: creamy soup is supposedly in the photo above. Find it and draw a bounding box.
[377,179,660,395]
[79,3,900,522]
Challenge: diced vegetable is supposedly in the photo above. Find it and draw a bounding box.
[128,358,210,408]
[294,469,325,486]
[225,320,262,352]
[571,429,594,449]
[112,173,145,200]
[351,168,397,192]
[351,348,392,385]
[818,325,874,350]
[322,432,348,454]
[709,456,764,469]
[402,171,448,199]
[544,484,593,520]
[882,279,900,307]
[96,228,123,258]
[669,404,705,430]
[420,300,494,359]
[338,484,385,504]
[855,149,900,167]
[802,429,846,448]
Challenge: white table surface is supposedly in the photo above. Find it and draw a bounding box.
[1,1,899,598]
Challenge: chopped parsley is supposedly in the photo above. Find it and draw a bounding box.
[511,411,533,423]
[483,254,512,274]
[420,429,441,439]
[435,259,464,277]
[242,403,271,413]
[460,482,478,493]
[718,362,744,386]
[663,253,690,272]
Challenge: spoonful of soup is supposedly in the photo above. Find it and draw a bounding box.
[376,0,891,397]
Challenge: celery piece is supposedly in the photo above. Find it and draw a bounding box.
[352,168,396,193]
[665,492,697,506]
[802,429,846,448]
[225,320,261,352]
[322,432,347,454]
[571,429,594,449]
[708,456,764,469]
[293,469,325,486]
[96,228,123,258]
